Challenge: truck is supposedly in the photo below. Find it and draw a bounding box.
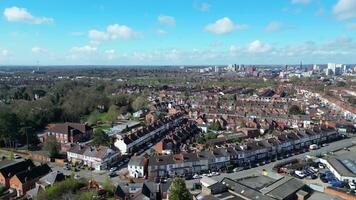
[309,144,318,150]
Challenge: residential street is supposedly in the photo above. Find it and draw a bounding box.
[185,136,355,189]
[46,136,355,187]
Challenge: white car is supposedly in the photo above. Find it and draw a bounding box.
[294,170,306,178]
[233,167,242,173]
[211,172,220,176]
[74,175,80,179]
[110,167,117,172]
[310,167,319,173]
[349,182,356,190]
[193,174,201,179]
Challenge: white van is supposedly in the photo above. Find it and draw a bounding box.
[309,144,318,150]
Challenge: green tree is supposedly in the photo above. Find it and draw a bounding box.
[0,111,19,148]
[102,177,115,195]
[168,177,191,200]
[87,110,101,125]
[92,128,110,146]
[131,96,147,112]
[107,105,119,122]
[210,121,223,131]
[288,105,304,115]
[44,135,60,158]
[75,190,97,200]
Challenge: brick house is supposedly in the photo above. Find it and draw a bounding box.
[0,160,35,188]
[145,112,159,124]
[9,164,51,196]
[44,122,92,144]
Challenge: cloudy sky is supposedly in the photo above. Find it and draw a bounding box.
[0,0,355,65]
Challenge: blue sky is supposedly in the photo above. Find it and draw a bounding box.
[0,0,355,65]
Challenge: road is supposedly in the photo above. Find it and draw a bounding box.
[185,136,355,189]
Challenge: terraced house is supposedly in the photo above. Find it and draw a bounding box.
[133,126,340,178]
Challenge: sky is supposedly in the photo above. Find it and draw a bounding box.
[0,0,355,65]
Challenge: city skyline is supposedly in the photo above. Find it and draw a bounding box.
[0,0,356,65]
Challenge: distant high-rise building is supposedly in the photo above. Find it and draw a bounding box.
[300,61,303,70]
[326,63,345,76]
[313,64,319,71]
[214,66,219,73]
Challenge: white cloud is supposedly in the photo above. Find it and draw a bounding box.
[205,17,248,34]
[70,45,97,54]
[156,29,167,36]
[197,3,211,12]
[247,40,272,53]
[347,23,356,29]
[158,15,176,26]
[229,45,241,54]
[105,49,115,60]
[107,24,138,39]
[291,0,311,4]
[209,40,223,47]
[265,21,283,32]
[88,30,109,40]
[333,0,356,20]
[88,24,138,41]
[31,46,43,53]
[1,49,9,57]
[3,6,53,24]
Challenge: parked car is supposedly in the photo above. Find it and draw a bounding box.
[294,170,306,179]
[109,172,117,177]
[110,167,117,172]
[318,163,325,169]
[233,167,243,173]
[309,144,318,150]
[309,167,319,173]
[193,174,202,179]
[211,172,220,176]
[74,175,80,179]
[349,182,356,190]
[310,174,318,179]
[14,154,21,159]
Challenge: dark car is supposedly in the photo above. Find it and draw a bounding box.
[109,172,117,177]
[310,174,318,179]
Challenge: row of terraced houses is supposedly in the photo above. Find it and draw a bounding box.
[129,127,340,178]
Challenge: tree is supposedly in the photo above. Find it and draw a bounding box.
[107,105,119,122]
[87,110,101,125]
[210,120,223,131]
[0,111,19,148]
[288,105,304,115]
[131,96,147,112]
[102,177,115,196]
[168,177,191,200]
[92,128,110,146]
[44,135,60,158]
